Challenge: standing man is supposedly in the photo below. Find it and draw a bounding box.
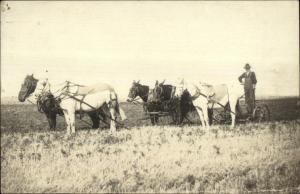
[238,63,257,118]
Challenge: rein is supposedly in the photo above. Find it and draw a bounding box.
[128,85,149,106]
[26,99,36,105]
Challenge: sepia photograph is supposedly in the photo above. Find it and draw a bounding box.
[1,1,299,193]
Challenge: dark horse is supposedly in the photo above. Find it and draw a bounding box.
[18,75,110,130]
[36,92,63,129]
[127,80,177,125]
[176,89,197,125]
[153,81,200,125]
[127,80,156,124]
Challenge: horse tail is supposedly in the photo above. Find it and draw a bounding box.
[113,93,127,121]
[118,107,127,121]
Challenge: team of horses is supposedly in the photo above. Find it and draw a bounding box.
[18,74,244,134]
[18,75,126,134]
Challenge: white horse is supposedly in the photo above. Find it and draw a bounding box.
[18,74,126,134]
[175,79,244,130]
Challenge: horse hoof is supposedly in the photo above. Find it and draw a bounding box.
[204,130,210,135]
[111,128,117,133]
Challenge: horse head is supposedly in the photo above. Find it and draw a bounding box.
[18,74,39,102]
[127,80,141,102]
[159,79,165,86]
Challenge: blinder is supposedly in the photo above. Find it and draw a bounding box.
[128,83,140,100]
[28,78,38,96]
[19,75,39,101]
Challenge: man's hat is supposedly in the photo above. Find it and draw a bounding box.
[244,63,251,69]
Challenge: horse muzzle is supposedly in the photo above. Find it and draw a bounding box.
[127,98,133,102]
[18,97,26,102]
[18,92,27,102]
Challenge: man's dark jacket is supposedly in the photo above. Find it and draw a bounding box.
[238,71,257,89]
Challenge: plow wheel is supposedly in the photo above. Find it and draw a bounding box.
[252,104,270,122]
[213,109,231,125]
[213,111,225,124]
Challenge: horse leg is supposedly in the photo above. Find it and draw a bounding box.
[193,98,209,130]
[179,105,187,125]
[171,111,179,125]
[173,103,182,125]
[69,111,76,134]
[109,107,116,132]
[195,106,205,128]
[181,101,193,125]
[88,111,99,129]
[150,116,155,125]
[155,115,159,124]
[118,107,127,121]
[208,108,213,125]
[113,94,127,121]
[108,100,117,132]
[99,104,110,129]
[62,110,71,135]
[179,114,184,125]
[201,106,210,130]
[46,112,56,129]
[229,98,238,129]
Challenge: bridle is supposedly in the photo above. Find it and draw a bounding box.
[18,77,40,105]
[128,84,149,105]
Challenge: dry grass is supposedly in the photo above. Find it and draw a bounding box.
[1,121,300,193]
[1,99,300,193]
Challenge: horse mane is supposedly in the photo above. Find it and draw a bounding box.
[137,84,149,102]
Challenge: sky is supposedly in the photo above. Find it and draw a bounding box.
[1,1,299,101]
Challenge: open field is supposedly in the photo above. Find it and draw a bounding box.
[1,97,299,133]
[1,97,300,193]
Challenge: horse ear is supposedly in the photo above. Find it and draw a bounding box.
[161,79,165,85]
[133,80,136,83]
[137,80,140,84]
[155,80,158,86]
[181,79,184,84]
